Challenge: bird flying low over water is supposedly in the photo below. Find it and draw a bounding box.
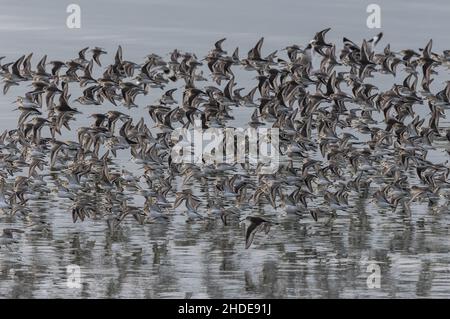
[242,216,278,249]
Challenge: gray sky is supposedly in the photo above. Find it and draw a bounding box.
[1,0,450,58]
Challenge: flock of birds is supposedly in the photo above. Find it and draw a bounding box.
[2,28,450,250]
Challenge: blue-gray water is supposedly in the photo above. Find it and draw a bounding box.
[1,0,450,298]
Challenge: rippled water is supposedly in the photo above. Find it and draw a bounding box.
[2,0,450,298]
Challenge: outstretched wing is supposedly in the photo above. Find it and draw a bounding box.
[214,38,226,51]
[368,32,383,47]
[248,37,264,60]
[315,28,331,45]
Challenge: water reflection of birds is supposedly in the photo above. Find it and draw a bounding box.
[0,228,24,251]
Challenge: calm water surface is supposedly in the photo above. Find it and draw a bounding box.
[1,0,450,298]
